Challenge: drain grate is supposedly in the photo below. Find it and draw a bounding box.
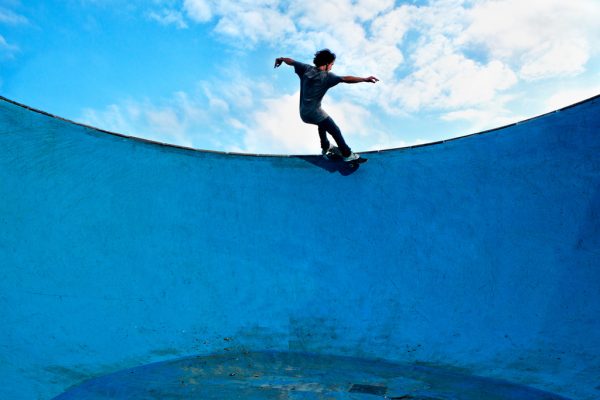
[349,383,387,396]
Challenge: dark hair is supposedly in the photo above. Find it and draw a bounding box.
[313,49,336,67]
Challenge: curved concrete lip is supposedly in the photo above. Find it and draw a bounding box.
[2,94,598,158]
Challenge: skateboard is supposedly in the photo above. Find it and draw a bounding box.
[324,146,368,168]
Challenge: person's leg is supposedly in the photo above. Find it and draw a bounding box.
[319,117,351,157]
[317,122,331,153]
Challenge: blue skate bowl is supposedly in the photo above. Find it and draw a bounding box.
[0,95,599,399]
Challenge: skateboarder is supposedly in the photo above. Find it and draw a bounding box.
[274,49,378,162]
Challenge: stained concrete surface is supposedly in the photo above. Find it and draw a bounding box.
[53,351,569,400]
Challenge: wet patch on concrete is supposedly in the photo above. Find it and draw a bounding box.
[44,365,92,385]
[151,348,182,357]
[349,383,387,395]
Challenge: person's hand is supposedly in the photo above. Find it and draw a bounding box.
[364,76,379,83]
[274,58,283,68]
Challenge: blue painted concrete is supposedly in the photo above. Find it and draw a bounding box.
[0,95,599,399]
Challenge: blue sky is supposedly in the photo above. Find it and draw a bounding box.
[2,0,599,154]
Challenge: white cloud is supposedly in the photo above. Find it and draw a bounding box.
[519,40,589,80]
[175,0,406,78]
[322,97,371,139]
[289,0,357,32]
[214,8,295,45]
[206,71,273,111]
[0,34,18,59]
[456,0,600,80]
[239,92,314,154]
[183,0,212,23]
[78,78,280,153]
[202,84,229,113]
[369,0,598,113]
[0,7,28,25]
[148,8,188,29]
[183,0,296,46]
[441,97,526,134]
[370,5,412,45]
[388,35,518,111]
[227,118,247,131]
[353,0,396,22]
[544,86,600,112]
[82,103,138,137]
[80,92,214,149]
[367,136,427,152]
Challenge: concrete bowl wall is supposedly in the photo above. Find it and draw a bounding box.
[1,95,599,399]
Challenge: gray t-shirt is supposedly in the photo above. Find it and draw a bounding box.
[293,61,343,124]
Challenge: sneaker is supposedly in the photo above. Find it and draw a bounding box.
[343,152,360,162]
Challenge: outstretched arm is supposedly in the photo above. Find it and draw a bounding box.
[274,57,295,68]
[341,76,379,84]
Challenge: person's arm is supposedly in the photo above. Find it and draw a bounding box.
[341,75,379,84]
[274,57,295,68]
